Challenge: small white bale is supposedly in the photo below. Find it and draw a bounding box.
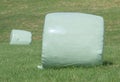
[10,29,32,45]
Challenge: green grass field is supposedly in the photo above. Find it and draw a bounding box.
[0,0,120,82]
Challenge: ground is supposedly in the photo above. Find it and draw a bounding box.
[0,0,120,82]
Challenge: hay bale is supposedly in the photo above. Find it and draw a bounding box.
[41,13,104,68]
[10,29,32,45]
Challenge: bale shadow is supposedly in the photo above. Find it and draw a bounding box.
[102,61,113,66]
[41,61,114,70]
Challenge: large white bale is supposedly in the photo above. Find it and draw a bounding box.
[41,13,104,68]
[10,29,32,45]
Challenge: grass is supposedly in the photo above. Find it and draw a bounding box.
[0,0,120,82]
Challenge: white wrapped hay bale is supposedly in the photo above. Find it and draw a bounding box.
[41,13,104,68]
[10,29,32,45]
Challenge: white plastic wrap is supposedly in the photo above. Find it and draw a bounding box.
[41,13,104,68]
[10,29,32,45]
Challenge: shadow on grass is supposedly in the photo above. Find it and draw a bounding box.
[40,61,114,70]
[102,61,113,66]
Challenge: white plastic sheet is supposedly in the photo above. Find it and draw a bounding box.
[41,13,104,68]
[10,29,32,45]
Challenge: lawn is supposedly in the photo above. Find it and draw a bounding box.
[0,0,120,82]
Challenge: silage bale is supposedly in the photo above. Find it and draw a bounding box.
[41,12,104,68]
[10,29,32,45]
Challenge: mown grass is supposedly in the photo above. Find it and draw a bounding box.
[0,0,120,82]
